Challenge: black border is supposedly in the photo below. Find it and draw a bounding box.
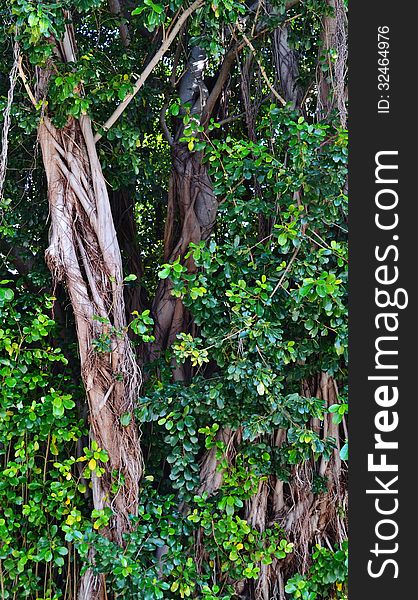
[349,2,416,596]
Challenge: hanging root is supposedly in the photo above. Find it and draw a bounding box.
[334,0,348,128]
[272,25,302,109]
[236,374,347,599]
[317,0,348,125]
[0,39,19,202]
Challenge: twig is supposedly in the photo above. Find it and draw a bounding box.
[17,56,37,107]
[216,111,245,127]
[269,245,300,299]
[240,32,286,106]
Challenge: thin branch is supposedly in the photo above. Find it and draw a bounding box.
[203,0,299,123]
[202,47,238,123]
[160,102,174,146]
[240,32,286,106]
[94,0,203,142]
[216,111,245,127]
[269,245,300,299]
[17,56,37,107]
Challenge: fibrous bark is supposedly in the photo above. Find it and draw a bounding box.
[152,145,217,358]
[317,0,347,126]
[35,21,143,600]
[236,375,346,600]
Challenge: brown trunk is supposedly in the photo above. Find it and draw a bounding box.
[151,43,217,369]
[35,22,143,600]
[198,428,240,496]
[151,144,217,372]
[285,374,346,562]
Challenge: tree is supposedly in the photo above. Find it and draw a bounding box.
[0,1,348,598]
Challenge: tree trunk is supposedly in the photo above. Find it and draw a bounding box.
[152,145,217,361]
[236,375,346,600]
[36,21,143,600]
[151,47,217,373]
[317,0,347,126]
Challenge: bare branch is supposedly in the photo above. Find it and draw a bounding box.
[202,47,238,123]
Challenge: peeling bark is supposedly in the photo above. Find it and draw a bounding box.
[285,374,346,560]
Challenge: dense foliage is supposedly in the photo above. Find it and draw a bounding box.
[1,0,347,598]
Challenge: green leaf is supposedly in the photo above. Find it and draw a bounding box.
[0,288,14,303]
[131,6,147,15]
[120,413,132,427]
[340,442,348,461]
[27,13,38,27]
[225,502,234,516]
[299,283,313,297]
[5,377,17,388]
[158,267,171,279]
[256,382,265,395]
[54,556,65,567]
